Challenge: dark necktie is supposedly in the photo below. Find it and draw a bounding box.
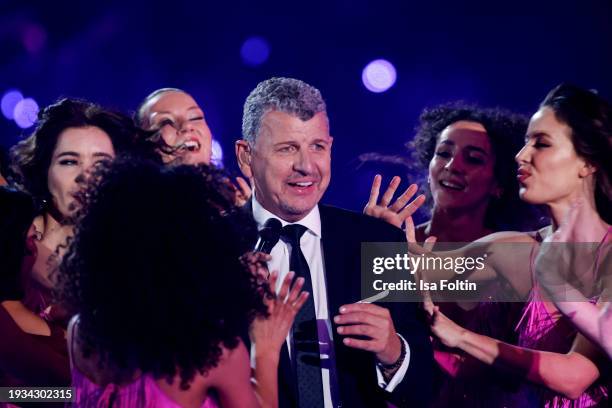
[281,224,324,407]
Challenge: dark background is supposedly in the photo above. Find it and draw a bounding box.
[1,0,611,218]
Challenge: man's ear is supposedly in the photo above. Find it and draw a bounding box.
[235,140,253,179]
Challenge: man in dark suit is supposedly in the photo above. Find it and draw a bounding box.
[236,77,433,407]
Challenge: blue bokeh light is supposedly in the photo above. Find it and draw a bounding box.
[361,59,397,93]
[13,98,39,129]
[1,90,24,120]
[240,36,271,67]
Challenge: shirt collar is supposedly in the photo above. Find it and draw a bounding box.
[252,192,322,238]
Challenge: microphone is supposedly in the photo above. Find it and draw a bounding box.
[254,218,282,254]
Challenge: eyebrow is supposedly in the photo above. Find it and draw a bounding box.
[525,131,551,142]
[273,138,331,146]
[152,106,201,115]
[464,146,488,155]
[55,151,114,159]
[438,140,488,155]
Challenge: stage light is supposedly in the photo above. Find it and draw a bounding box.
[13,98,39,129]
[240,36,270,67]
[362,59,397,93]
[1,90,24,120]
[211,138,224,167]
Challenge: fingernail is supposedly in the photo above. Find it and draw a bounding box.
[333,316,340,323]
[340,306,346,313]
[343,338,350,345]
[337,326,344,333]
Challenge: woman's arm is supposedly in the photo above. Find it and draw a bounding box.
[249,272,308,408]
[429,306,603,399]
[213,341,261,408]
[0,304,70,385]
[406,221,536,299]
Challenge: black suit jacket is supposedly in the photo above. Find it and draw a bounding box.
[268,204,433,408]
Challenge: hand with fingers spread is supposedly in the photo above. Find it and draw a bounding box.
[250,271,309,356]
[334,303,402,365]
[363,175,426,229]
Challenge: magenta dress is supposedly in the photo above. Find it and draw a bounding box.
[71,368,219,408]
[513,227,611,407]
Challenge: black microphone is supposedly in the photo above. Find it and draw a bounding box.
[254,218,282,254]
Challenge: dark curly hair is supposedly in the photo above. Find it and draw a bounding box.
[0,187,36,301]
[57,156,267,388]
[540,83,612,224]
[9,98,146,208]
[409,102,544,231]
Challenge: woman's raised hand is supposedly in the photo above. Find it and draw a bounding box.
[364,175,425,229]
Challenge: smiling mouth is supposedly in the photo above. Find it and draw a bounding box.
[288,181,314,187]
[439,180,465,191]
[178,140,201,153]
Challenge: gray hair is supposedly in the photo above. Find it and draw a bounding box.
[242,77,327,144]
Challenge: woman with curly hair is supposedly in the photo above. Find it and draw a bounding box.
[59,158,305,407]
[364,102,539,406]
[414,84,611,406]
[1,98,140,388]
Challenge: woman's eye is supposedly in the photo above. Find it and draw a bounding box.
[435,151,451,159]
[59,159,78,166]
[159,119,175,128]
[189,116,204,122]
[467,156,485,165]
[534,142,550,148]
[94,159,112,168]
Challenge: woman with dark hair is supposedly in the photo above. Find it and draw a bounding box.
[135,88,213,165]
[414,84,611,406]
[365,103,538,406]
[366,102,541,236]
[1,97,140,387]
[135,88,251,202]
[59,158,305,407]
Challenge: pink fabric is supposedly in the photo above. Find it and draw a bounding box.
[514,227,611,407]
[71,367,219,408]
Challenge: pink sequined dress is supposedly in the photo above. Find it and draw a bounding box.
[514,227,611,407]
[71,368,219,408]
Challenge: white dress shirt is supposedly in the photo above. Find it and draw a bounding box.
[251,195,410,407]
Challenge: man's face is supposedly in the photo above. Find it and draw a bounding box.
[237,110,333,222]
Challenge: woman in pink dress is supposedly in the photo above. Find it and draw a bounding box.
[364,103,541,406]
[57,158,305,407]
[415,84,611,406]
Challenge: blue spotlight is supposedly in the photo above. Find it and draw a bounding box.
[240,36,270,67]
[13,98,39,129]
[1,90,24,120]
